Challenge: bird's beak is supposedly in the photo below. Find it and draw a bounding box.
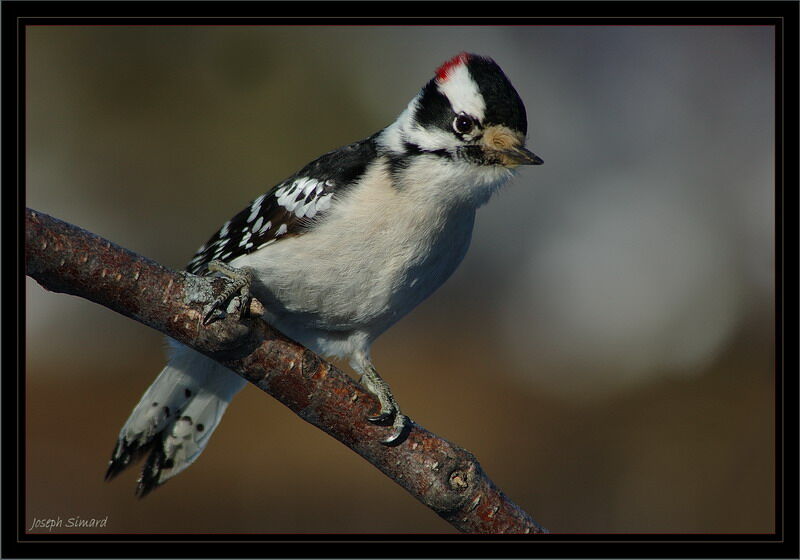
[480,125,543,167]
[499,145,543,166]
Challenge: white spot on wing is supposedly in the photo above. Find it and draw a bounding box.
[302,179,318,196]
[247,194,267,223]
[276,224,288,236]
[277,178,308,212]
[315,193,333,213]
[304,201,318,219]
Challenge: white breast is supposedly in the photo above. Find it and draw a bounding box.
[234,156,500,358]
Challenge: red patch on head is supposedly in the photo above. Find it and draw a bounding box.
[435,52,471,82]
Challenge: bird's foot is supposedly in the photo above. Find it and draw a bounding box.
[202,260,253,325]
[360,364,410,445]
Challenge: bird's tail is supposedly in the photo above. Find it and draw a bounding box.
[105,340,247,497]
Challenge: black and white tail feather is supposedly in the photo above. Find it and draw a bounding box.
[106,52,541,496]
[105,341,246,496]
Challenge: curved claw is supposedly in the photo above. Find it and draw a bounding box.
[202,303,222,325]
[380,414,410,446]
[367,411,394,425]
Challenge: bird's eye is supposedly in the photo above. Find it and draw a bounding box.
[453,114,474,135]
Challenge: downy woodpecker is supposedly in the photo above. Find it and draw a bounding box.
[106,52,542,496]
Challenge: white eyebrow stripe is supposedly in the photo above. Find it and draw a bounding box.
[437,63,485,121]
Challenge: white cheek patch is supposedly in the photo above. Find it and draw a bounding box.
[436,64,485,122]
[382,104,415,154]
[386,95,458,153]
[409,122,456,151]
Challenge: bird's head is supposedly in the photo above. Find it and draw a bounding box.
[382,53,542,176]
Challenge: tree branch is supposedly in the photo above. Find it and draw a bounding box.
[24,207,548,535]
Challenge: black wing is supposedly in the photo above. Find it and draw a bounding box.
[186,134,379,275]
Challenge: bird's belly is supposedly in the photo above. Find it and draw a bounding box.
[238,211,475,341]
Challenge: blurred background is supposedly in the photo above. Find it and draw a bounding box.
[25,25,775,533]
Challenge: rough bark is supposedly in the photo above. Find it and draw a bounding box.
[24,207,548,534]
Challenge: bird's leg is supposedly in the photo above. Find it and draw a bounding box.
[356,357,410,445]
[202,260,253,325]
